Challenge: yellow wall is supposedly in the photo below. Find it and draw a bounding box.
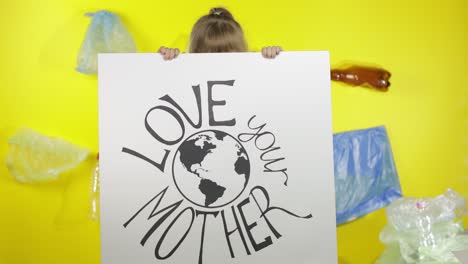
[0,0,467,263]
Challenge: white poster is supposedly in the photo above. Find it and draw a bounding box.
[98,52,337,264]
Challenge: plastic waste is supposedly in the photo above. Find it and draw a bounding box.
[331,65,391,91]
[5,128,90,183]
[89,158,100,221]
[376,189,468,263]
[76,10,137,74]
[334,126,402,225]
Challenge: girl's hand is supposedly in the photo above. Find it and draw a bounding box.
[262,46,282,59]
[158,46,180,60]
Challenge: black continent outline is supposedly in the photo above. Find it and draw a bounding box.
[171,129,251,209]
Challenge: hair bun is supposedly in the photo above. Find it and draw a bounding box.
[209,7,234,19]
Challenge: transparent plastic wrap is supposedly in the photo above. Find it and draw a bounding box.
[76,10,137,74]
[334,126,402,224]
[5,128,90,183]
[89,159,100,221]
[376,189,468,263]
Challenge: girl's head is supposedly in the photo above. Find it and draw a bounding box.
[189,7,247,53]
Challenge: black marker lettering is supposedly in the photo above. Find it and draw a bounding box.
[196,211,219,264]
[238,115,289,185]
[145,105,185,145]
[221,206,251,258]
[123,186,183,246]
[155,207,195,260]
[260,147,289,186]
[121,147,170,173]
[250,186,312,239]
[237,197,273,252]
[208,80,236,126]
[238,115,265,143]
[159,85,202,129]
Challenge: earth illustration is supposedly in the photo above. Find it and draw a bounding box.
[172,130,250,208]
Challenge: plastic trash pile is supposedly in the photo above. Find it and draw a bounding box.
[376,189,468,263]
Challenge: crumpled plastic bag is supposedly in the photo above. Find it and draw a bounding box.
[76,10,137,74]
[376,189,468,264]
[334,126,402,224]
[5,128,90,183]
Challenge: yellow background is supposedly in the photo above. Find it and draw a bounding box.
[0,0,467,263]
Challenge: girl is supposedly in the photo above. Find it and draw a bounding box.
[157,7,391,90]
[158,7,282,60]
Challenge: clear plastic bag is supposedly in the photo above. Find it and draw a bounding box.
[333,126,402,224]
[89,160,100,221]
[76,10,137,74]
[376,189,468,263]
[5,128,90,183]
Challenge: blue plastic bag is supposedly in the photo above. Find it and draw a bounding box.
[76,10,137,74]
[334,126,402,224]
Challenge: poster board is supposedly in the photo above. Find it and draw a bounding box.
[98,52,337,264]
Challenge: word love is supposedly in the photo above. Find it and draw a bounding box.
[122,80,237,174]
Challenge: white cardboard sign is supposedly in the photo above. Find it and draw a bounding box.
[98,52,337,264]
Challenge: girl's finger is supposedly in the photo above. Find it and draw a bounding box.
[267,47,273,58]
[164,50,171,60]
[169,49,175,59]
[175,48,180,57]
[261,47,267,58]
[275,46,281,55]
[264,47,269,58]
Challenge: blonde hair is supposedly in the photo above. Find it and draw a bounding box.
[189,7,247,53]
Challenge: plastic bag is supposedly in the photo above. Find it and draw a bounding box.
[334,126,402,224]
[5,128,90,183]
[76,10,137,74]
[89,160,100,221]
[376,189,468,263]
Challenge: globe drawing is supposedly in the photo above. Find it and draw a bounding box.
[172,130,250,208]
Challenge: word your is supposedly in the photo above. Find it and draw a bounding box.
[238,116,289,185]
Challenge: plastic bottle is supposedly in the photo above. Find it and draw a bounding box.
[89,155,100,221]
[331,66,391,91]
